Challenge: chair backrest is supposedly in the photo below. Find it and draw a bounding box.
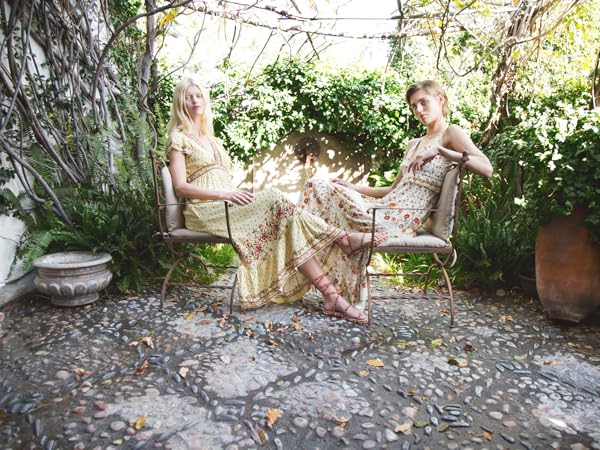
[427,166,462,240]
[160,165,185,231]
[150,152,185,234]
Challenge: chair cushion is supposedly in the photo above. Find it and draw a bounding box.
[161,165,185,232]
[375,233,453,253]
[168,228,231,243]
[427,166,460,240]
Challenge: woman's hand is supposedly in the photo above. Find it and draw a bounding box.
[227,189,254,206]
[408,145,440,175]
[330,178,356,190]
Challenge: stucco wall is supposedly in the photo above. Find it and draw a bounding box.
[235,132,372,203]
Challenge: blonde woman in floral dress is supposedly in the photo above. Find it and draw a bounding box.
[167,77,383,324]
[298,80,493,304]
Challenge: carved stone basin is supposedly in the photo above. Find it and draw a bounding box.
[33,251,112,306]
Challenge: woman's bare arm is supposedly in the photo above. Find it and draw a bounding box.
[409,125,493,177]
[169,150,254,205]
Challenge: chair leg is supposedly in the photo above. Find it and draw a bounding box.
[367,273,373,327]
[161,255,186,311]
[229,272,238,314]
[433,253,455,327]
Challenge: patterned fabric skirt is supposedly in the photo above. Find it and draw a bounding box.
[184,188,344,309]
[298,178,439,303]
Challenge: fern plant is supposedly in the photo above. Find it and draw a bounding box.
[12,131,234,293]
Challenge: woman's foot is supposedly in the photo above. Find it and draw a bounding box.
[337,231,386,257]
[323,292,368,324]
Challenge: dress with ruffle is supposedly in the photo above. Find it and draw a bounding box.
[167,129,344,309]
[298,134,454,303]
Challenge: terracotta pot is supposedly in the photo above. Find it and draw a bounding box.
[535,206,600,322]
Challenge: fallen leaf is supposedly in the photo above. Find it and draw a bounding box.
[463,342,476,352]
[0,411,7,420]
[333,416,351,427]
[183,312,196,321]
[219,315,230,328]
[75,368,87,377]
[72,406,85,414]
[292,322,304,332]
[358,370,369,377]
[194,305,208,312]
[201,319,213,324]
[544,359,554,365]
[134,414,146,430]
[395,421,413,433]
[179,367,189,378]
[291,315,301,323]
[135,360,149,376]
[265,408,281,428]
[139,336,154,349]
[307,333,315,341]
[265,338,278,347]
[367,359,384,367]
[499,314,513,322]
[429,338,443,349]
[220,355,231,365]
[483,430,492,441]
[513,354,527,361]
[496,289,506,297]
[447,357,469,368]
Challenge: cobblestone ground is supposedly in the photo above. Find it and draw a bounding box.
[1,278,599,450]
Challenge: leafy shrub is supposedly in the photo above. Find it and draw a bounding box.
[489,93,600,244]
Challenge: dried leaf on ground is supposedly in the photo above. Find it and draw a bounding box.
[183,312,196,321]
[72,406,85,414]
[201,319,213,324]
[513,354,527,361]
[482,430,492,441]
[429,338,443,349]
[220,355,231,365]
[463,342,476,352]
[544,359,554,365]
[292,322,304,332]
[447,357,469,368]
[75,367,87,377]
[395,421,413,433]
[219,315,230,328]
[333,416,351,427]
[265,338,278,347]
[194,305,208,312]
[179,367,189,378]
[134,414,146,430]
[367,359,384,367]
[358,370,369,377]
[291,315,301,323]
[265,408,281,428]
[499,314,513,322]
[135,360,149,376]
[496,289,506,297]
[139,336,154,349]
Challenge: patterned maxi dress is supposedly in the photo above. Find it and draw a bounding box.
[167,130,345,309]
[298,134,454,304]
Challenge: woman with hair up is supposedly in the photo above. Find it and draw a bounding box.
[298,80,493,304]
[166,77,385,324]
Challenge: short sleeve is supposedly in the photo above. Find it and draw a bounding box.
[167,131,191,156]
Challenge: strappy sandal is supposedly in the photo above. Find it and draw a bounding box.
[323,295,368,324]
[314,273,368,324]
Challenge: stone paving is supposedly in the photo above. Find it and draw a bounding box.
[1,277,599,450]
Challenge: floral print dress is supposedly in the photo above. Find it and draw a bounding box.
[167,130,345,309]
[298,133,454,304]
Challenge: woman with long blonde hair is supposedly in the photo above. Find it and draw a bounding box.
[166,77,385,324]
